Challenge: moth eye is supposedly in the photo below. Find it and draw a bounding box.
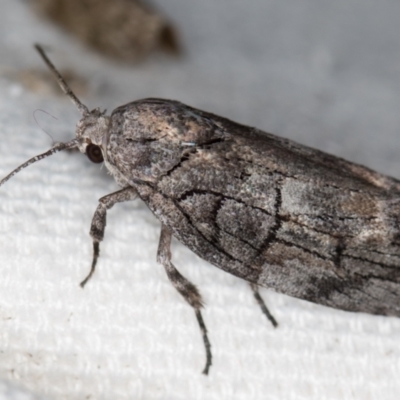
[86,144,104,163]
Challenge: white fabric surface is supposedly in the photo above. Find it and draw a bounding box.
[1,0,400,399]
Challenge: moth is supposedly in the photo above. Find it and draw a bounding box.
[2,45,400,374]
[31,0,179,62]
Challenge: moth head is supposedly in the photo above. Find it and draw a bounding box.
[76,109,110,164]
[34,45,109,164]
[0,45,108,188]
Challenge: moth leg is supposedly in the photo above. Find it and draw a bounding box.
[250,283,278,328]
[157,224,212,375]
[80,187,138,288]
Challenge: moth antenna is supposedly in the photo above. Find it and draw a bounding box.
[0,139,79,188]
[34,44,90,116]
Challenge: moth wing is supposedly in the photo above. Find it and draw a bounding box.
[143,112,400,317]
